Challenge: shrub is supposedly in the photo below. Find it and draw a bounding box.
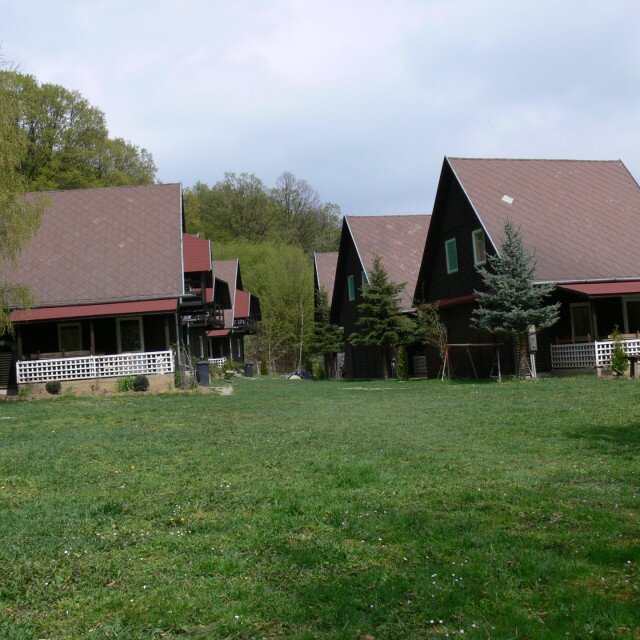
[115,376,134,392]
[260,356,269,376]
[610,326,629,377]
[132,375,149,392]
[45,380,62,395]
[396,345,409,381]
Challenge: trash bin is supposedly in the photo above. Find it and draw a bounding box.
[197,361,210,386]
[244,362,254,377]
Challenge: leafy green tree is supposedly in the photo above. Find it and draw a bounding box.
[349,255,415,379]
[610,326,629,377]
[2,70,156,190]
[414,301,448,377]
[472,221,560,376]
[184,171,341,254]
[0,62,47,335]
[396,345,409,381]
[271,171,341,253]
[309,286,344,378]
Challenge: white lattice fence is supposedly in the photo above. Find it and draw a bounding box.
[208,357,227,368]
[17,350,174,384]
[550,343,596,369]
[595,338,640,367]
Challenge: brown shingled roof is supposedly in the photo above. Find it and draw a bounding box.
[314,252,338,296]
[447,158,640,282]
[346,215,431,310]
[183,233,211,273]
[4,183,184,307]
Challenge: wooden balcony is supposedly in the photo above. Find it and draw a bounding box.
[16,350,174,384]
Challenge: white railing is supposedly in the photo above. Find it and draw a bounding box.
[16,350,174,384]
[551,338,640,369]
[208,357,227,368]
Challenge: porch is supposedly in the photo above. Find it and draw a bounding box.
[550,337,640,371]
[16,350,175,384]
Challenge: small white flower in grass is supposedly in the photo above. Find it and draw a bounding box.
[439,620,443,624]
[430,620,434,624]
[234,615,240,619]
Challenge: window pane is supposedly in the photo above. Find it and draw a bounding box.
[473,230,486,265]
[445,238,458,273]
[571,305,591,338]
[120,319,142,352]
[348,275,355,301]
[59,324,81,351]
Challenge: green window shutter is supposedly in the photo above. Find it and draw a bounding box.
[445,238,458,274]
[348,274,355,301]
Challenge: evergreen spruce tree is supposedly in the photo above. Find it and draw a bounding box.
[309,286,344,378]
[472,221,560,377]
[349,256,415,379]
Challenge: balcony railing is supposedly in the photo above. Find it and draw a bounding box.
[551,338,640,370]
[16,350,174,384]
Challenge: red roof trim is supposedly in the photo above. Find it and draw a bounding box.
[557,281,640,297]
[206,329,230,337]
[11,298,177,323]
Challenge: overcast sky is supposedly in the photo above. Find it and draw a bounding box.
[3,0,640,215]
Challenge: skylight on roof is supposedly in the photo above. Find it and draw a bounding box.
[501,195,514,204]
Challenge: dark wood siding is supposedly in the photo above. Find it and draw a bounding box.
[423,175,492,303]
[333,226,381,378]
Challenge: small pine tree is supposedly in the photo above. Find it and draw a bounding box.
[309,286,344,378]
[260,356,269,376]
[610,326,629,377]
[396,345,409,381]
[472,221,560,377]
[349,255,415,379]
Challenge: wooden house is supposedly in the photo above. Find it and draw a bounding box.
[207,259,261,363]
[2,184,224,389]
[331,215,430,378]
[415,157,640,376]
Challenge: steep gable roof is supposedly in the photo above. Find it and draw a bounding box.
[313,252,338,297]
[447,158,640,282]
[183,233,211,272]
[345,215,431,310]
[4,183,184,307]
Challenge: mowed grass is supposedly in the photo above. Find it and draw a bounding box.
[0,377,639,639]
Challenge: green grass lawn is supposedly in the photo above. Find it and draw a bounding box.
[0,377,639,639]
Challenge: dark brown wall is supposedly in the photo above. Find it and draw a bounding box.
[333,225,376,378]
[421,172,492,303]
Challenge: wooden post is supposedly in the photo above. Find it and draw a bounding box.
[89,321,96,355]
[16,326,23,359]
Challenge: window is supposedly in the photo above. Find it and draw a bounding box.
[117,316,145,353]
[445,238,458,274]
[58,323,82,352]
[348,275,356,301]
[361,271,368,291]
[472,229,487,266]
[570,303,592,340]
[625,299,640,333]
